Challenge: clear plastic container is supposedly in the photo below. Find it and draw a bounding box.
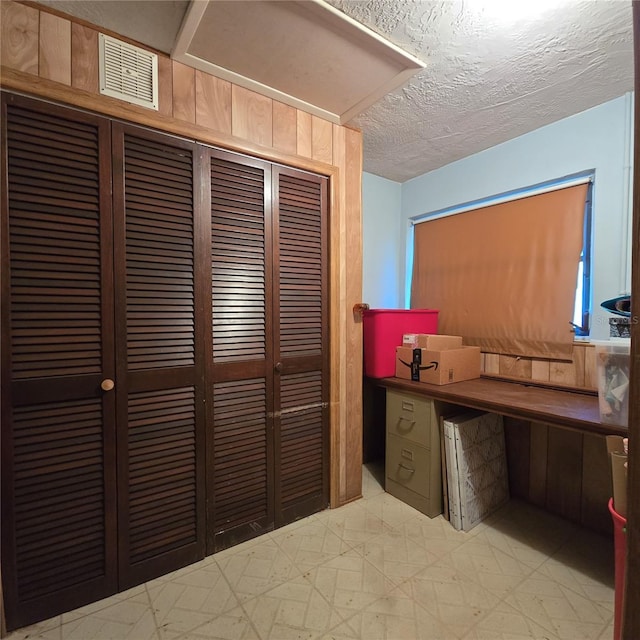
[593,339,631,427]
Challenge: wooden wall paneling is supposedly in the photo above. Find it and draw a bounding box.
[528,422,548,507]
[503,418,531,499]
[172,61,195,124]
[39,11,70,85]
[545,426,583,522]
[195,70,231,134]
[297,110,313,158]
[330,124,347,506]
[156,55,173,118]
[583,344,597,389]
[272,101,297,155]
[344,127,363,501]
[571,343,586,387]
[531,358,551,382]
[549,359,578,387]
[312,115,333,165]
[498,355,532,379]
[231,85,273,148]
[1,1,38,75]
[483,353,500,375]
[71,24,98,94]
[581,433,612,535]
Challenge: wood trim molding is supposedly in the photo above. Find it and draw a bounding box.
[0,67,339,179]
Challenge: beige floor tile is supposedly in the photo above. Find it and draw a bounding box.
[317,500,395,545]
[356,527,440,586]
[361,463,385,500]
[398,512,469,556]
[399,560,501,637]
[504,571,613,640]
[148,563,240,638]
[337,587,457,639]
[60,599,158,640]
[540,528,615,594]
[215,537,303,603]
[302,546,398,616]
[4,618,62,640]
[61,585,149,623]
[468,501,578,571]
[166,607,261,640]
[270,518,354,570]
[239,576,344,639]
[446,535,534,598]
[360,491,426,529]
[464,600,561,639]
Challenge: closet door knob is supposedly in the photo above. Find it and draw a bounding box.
[274,362,282,374]
[101,378,115,392]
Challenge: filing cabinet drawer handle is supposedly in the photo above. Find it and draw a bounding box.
[398,463,415,473]
[396,416,416,432]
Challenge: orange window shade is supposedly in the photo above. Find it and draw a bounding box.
[411,183,588,360]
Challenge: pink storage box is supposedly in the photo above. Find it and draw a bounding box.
[363,309,439,378]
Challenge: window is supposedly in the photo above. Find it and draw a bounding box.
[572,181,593,336]
[410,173,593,359]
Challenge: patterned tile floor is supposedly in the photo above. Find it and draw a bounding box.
[7,463,616,640]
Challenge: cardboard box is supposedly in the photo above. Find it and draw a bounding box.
[395,345,481,385]
[415,334,463,350]
[402,333,419,347]
[402,333,462,350]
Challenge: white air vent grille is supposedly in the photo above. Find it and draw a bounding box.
[99,34,158,110]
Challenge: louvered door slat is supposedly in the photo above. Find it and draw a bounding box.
[278,372,324,510]
[2,95,117,631]
[7,108,102,379]
[127,388,197,564]
[212,379,270,546]
[273,168,328,525]
[211,156,267,363]
[278,174,324,357]
[123,135,195,371]
[115,124,204,589]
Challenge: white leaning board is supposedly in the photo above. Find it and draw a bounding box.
[443,411,509,531]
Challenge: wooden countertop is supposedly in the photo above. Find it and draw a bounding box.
[376,376,627,437]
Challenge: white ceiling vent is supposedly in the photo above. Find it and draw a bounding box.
[99,33,158,110]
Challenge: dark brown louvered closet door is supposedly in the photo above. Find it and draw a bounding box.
[205,151,329,551]
[206,149,275,551]
[112,125,205,586]
[0,94,118,630]
[273,167,329,525]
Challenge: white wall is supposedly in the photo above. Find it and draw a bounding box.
[398,93,634,339]
[362,172,403,308]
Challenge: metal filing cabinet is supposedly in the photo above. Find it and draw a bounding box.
[385,389,442,517]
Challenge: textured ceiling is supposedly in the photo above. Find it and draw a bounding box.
[38,0,634,183]
[328,0,634,182]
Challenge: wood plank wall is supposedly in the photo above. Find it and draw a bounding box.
[0,0,364,506]
[482,342,597,390]
[504,417,612,535]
